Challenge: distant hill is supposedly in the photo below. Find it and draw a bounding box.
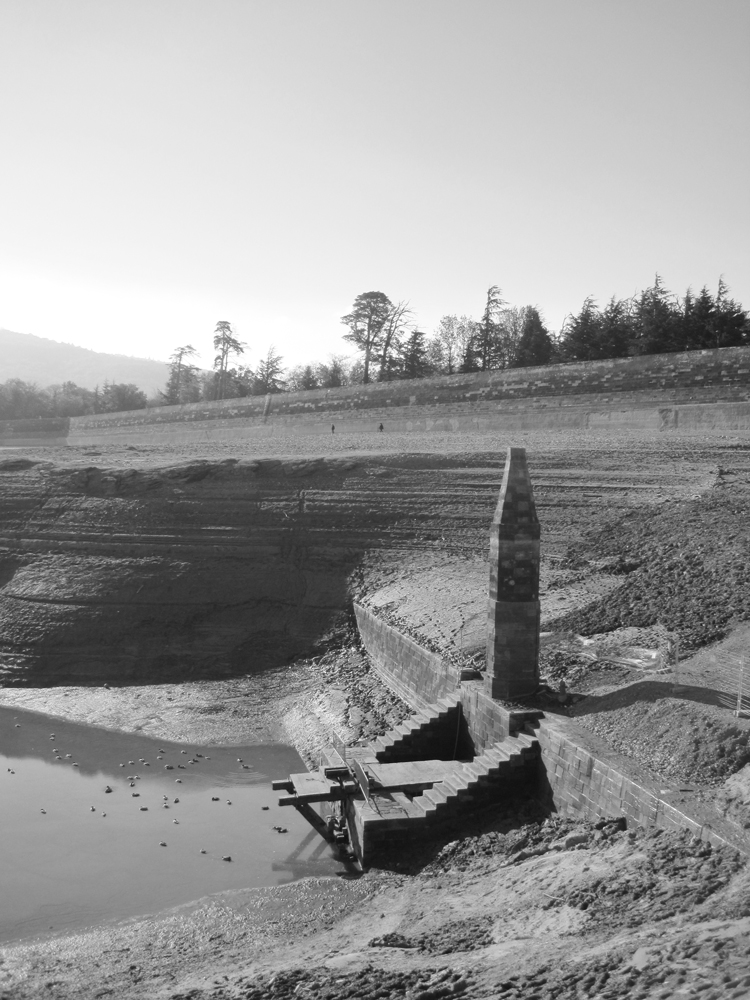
[0,329,170,395]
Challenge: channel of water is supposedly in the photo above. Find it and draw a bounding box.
[0,705,345,943]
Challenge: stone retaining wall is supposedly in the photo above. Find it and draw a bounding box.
[4,346,748,446]
[353,604,459,712]
[354,609,747,853]
[535,714,744,852]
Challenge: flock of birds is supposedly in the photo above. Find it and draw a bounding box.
[6,723,289,854]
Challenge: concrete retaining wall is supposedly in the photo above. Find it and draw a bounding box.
[353,604,459,712]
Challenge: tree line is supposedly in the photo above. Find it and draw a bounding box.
[0,379,148,421]
[2,276,747,420]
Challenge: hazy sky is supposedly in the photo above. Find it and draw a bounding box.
[1,0,748,372]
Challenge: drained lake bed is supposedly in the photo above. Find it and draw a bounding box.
[0,705,345,943]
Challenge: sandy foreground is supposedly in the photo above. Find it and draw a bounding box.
[1,651,749,1000]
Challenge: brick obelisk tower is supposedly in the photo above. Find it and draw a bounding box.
[485,447,541,701]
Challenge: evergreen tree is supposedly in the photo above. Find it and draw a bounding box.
[559,297,603,361]
[213,321,246,400]
[341,291,393,384]
[599,296,634,358]
[401,329,432,380]
[286,364,320,392]
[252,347,286,394]
[475,285,505,369]
[162,344,199,405]
[632,275,681,355]
[512,308,554,368]
[317,355,349,388]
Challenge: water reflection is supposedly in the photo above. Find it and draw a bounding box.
[0,705,343,943]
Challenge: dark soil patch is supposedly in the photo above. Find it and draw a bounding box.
[546,484,750,652]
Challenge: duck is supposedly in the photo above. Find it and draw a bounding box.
[159,842,167,847]
[104,786,112,793]
[40,809,46,814]
[221,856,232,862]
[173,798,179,803]
[90,806,96,812]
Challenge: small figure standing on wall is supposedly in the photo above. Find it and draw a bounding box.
[378,423,384,432]
[331,424,335,434]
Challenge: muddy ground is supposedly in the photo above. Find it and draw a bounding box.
[1,429,750,998]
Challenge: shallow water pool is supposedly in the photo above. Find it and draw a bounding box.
[0,705,346,942]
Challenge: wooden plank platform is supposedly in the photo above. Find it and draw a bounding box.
[367,759,465,792]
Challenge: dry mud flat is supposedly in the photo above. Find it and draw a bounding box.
[2,814,749,1000]
[2,429,750,998]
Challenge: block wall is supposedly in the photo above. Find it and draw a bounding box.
[536,715,743,852]
[352,613,746,853]
[47,345,750,445]
[353,604,459,712]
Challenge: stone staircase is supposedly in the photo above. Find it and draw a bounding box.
[351,728,541,856]
[410,731,540,821]
[370,694,462,763]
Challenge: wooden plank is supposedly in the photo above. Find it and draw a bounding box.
[271,778,294,792]
[332,730,347,763]
[350,757,371,801]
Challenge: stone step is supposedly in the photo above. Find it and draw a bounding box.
[464,761,493,781]
[482,748,512,767]
[394,722,415,738]
[422,785,452,808]
[411,796,438,817]
[473,755,508,778]
[510,732,540,753]
[442,774,473,796]
[435,696,460,713]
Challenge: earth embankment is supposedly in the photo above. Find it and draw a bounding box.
[0,448,496,686]
[0,433,738,687]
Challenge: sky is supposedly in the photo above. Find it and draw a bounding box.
[1,0,748,373]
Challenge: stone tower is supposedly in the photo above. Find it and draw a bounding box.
[485,446,541,701]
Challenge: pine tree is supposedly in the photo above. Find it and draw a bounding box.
[512,308,554,368]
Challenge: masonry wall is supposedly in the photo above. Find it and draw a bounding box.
[3,346,750,446]
[535,715,743,851]
[354,611,746,852]
[353,604,459,712]
[0,417,69,446]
